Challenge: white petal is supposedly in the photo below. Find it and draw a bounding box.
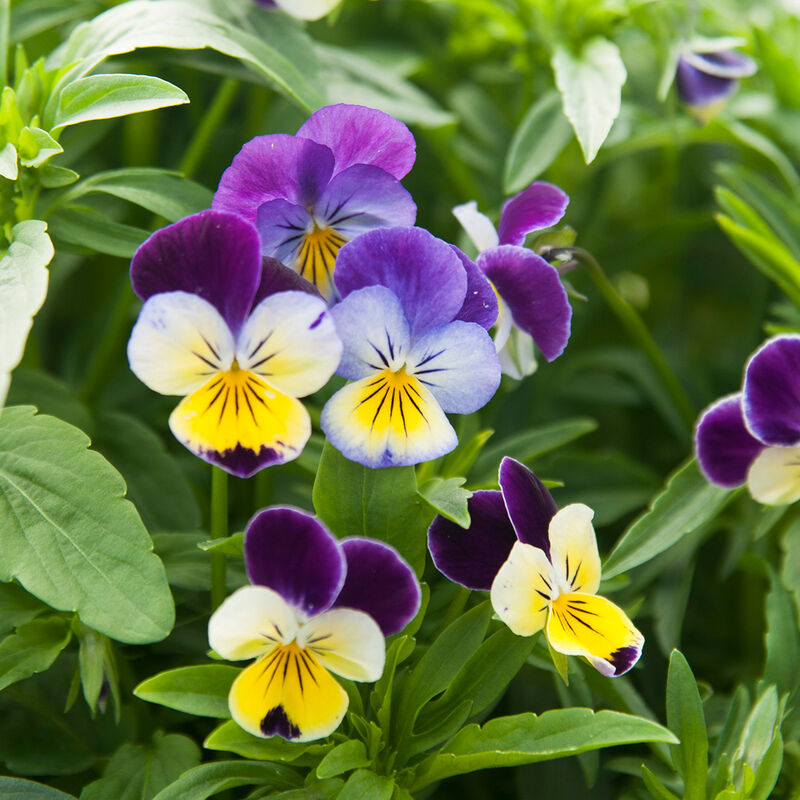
[452,201,499,253]
[127,291,234,396]
[497,328,538,380]
[746,445,800,505]
[548,504,601,596]
[272,0,341,20]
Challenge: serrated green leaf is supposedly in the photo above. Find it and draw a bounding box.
[0,616,72,691]
[0,406,174,644]
[417,477,472,528]
[134,664,240,718]
[0,141,18,179]
[18,126,62,167]
[151,761,301,800]
[204,720,326,763]
[0,777,76,798]
[315,741,370,779]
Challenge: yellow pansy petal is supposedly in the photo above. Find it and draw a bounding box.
[547,593,644,677]
[293,226,347,300]
[169,369,311,477]
[490,541,555,637]
[547,503,601,595]
[229,644,348,742]
[746,445,800,505]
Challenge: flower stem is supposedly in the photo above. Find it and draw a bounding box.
[210,466,229,611]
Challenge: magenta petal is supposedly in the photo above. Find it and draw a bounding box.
[253,257,320,306]
[130,210,261,336]
[478,245,571,362]
[498,457,558,556]
[695,394,764,488]
[333,539,421,635]
[213,134,334,226]
[297,103,416,180]
[244,507,345,616]
[497,182,569,246]
[743,335,800,446]
[334,227,468,339]
[452,247,498,330]
[428,491,517,591]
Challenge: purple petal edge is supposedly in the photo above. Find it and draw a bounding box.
[497,182,569,247]
[452,246,498,330]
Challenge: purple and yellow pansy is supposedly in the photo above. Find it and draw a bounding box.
[208,507,420,741]
[320,226,501,468]
[127,210,342,478]
[696,334,800,505]
[452,182,573,379]
[213,104,417,301]
[428,457,644,677]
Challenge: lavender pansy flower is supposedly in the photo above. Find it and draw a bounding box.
[127,210,342,478]
[213,104,417,301]
[209,507,420,741]
[453,181,572,379]
[320,226,501,468]
[675,46,756,118]
[696,334,800,505]
[428,457,644,677]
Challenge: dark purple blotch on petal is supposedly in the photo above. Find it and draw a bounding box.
[197,442,299,480]
[498,457,558,556]
[253,257,321,307]
[497,182,569,247]
[478,245,571,362]
[695,393,764,488]
[245,507,345,616]
[452,247,498,330]
[333,539,420,635]
[261,706,300,739]
[675,56,738,108]
[428,491,517,591]
[743,335,800,446]
[608,645,642,677]
[130,210,261,336]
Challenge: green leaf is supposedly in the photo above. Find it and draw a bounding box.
[0,777,76,798]
[53,73,188,130]
[417,477,472,528]
[641,765,680,800]
[0,406,174,644]
[503,91,573,194]
[17,126,63,168]
[77,626,105,714]
[749,732,783,800]
[666,650,708,800]
[0,220,52,405]
[316,741,370,779]
[603,459,732,578]
[547,637,569,686]
[0,141,18,179]
[763,568,800,695]
[151,761,301,800]
[59,168,212,223]
[313,440,430,573]
[736,687,780,778]
[0,580,45,635]
[197,532,244,557]
[48,206,149,258]
[336,770,395,800]
[80,733,201,800]
[204,720,325,762]
[0,617,72,691]
[552,37,627,164]
[39,164,79,188]
[411,708,677,789]
[134,664,240,718]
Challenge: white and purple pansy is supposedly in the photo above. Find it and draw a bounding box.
[428,457,644,677]
[127,209,342,478]
[208,507,420,742]
[320,226,501,468]
[452,181,572,379]
[213,104,417,301]
[696,334,800,505]
[675,47,756,115]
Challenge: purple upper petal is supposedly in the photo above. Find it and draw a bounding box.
[332,538,421,635]
[428,490,518,591]
[695,393,764,488]
[682,50,757,80]
[334,227,468,340]
[452,247,498,330]
[213,134,334,225]
[498,457,558,556]
[130,210,261,336]
[244,507,345,616]
[743,335,800,446]
[478,245,571,362]
[675,57,737,108]
[297,104,416,180]
[253,257,321,307]
[497,182,569,247]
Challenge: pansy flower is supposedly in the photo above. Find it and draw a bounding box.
[453,182,572,379]
[320,226,501,468]
[209,507,420,741]
[127,210,342,478]
[213,104,417,301]
[696,334,800,505]
[428,457,644,677]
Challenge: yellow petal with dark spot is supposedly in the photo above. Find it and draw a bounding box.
[294,226,348,301]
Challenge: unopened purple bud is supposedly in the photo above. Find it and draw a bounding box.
[675,49,756,112]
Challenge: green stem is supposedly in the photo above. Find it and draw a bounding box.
[210,466,229,611]
[179,78,239,179]
[553,247,696,434]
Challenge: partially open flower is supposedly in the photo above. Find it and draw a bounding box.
[209,507,420,741]
[428,457,643,677]
[675,47,756,119]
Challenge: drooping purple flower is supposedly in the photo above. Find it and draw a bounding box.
[320,226,501,468]
[675,48,756,116]
[696,335,800,504]
[453,181,572,379]
[428,458,644,677]
[213,104,417,301]
[209,507,420,741]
